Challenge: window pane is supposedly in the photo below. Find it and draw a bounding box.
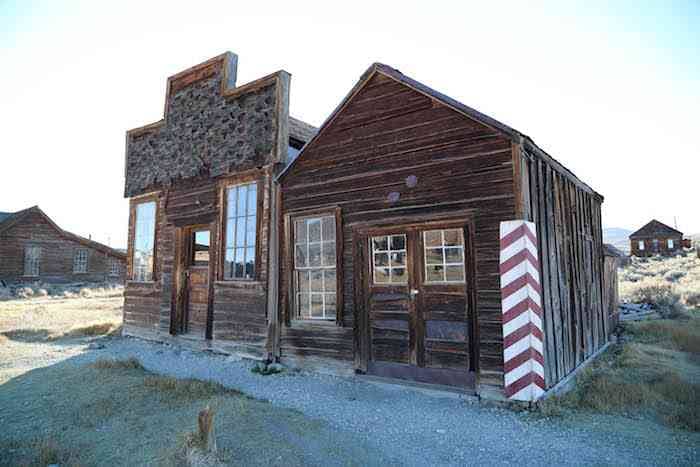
[425,248,443,265]
[298,293,309,318]
[374,252,389,267]
[325,293,337,319]
[236,185,247,215]
[246,216,256,247]
[444,229,463,246]
[224,248,234,278]
[372,236,388,251]
[424,231,441,247]
[133,201,156,281]
[245,247,256,278]
[322,216,335,241]
[295,245,307,267]
[309,219,321,242]
[374,267,390,283]
[446,265,465,282]
[297,270,309,293]
[310,269,323,291]
[295,220,307,244]
[309,243,322,267]
[390,235,405,251]
[444,247,463,264]
[225,219,235,248]
[234,248,245,278]
[322,241,336,267]
[235,217,247,247]
[391,267,407,284]
[324,269,336,291]
[311,294,324,318]
[426,265,444,282]
[193,231,210,263]
[391,251,406,267]
[246,184,257,214]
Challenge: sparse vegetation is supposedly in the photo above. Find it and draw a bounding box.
[537,312,700,431]
[619,254,700,314]
[92,356,144,370]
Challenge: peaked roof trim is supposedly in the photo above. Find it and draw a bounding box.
[0,206,126,259]
[277,62,602,199]
[629,219,683,239]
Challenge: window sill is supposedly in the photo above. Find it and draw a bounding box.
[214,280,264,288]
[126,280,157,285]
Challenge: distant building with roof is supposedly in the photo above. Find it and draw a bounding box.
[0,206,126,284]
[629,219,688,257]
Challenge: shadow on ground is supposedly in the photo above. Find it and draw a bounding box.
[0,353,385,466]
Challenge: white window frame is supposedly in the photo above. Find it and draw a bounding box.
[423,229,466,284]
[73,248,89,274]
[224,182,258,280]
[132,200,157,282]
[667,239,674,249]
[109,259,121,277]
[24,246,41,277]
[638,240,645,251]
[371,234,408,285]
[294,216,337,320]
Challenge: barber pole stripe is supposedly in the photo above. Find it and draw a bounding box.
[500,220,545,401]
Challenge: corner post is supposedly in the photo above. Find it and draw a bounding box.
[499,220,545,401]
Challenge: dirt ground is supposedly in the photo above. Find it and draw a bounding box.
[1,295,698,466]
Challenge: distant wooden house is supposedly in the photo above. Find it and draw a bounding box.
[629,220,685,257]
[123,53,614,402]
[0,206,126,284]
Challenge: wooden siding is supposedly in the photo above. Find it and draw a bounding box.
[123,169,273,355]
[0,210,126,284]
[280,72,516,392]
[630,235,683,257]
[521,148,608,388]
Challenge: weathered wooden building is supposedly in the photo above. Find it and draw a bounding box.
[123,54,611,401]
[278,63,610,400]
[0,206,126,284]
[122,52,315,355]
[629,220,686,257]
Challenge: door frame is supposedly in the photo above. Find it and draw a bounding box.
[352,216,477,385]
[172,223,216,339]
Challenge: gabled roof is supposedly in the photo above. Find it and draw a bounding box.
[0,206,126,259]
[277,63,602,200]
[629,219,683,239]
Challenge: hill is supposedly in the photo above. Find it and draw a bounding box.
[603,227,632,253]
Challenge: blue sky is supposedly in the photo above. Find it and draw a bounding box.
[1,0,698,247]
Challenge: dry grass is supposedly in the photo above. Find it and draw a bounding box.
[91,357,144,370]
[0,295,123,343]
[144,375,242,402]
[538,313,700,431]
[0,436,82,467]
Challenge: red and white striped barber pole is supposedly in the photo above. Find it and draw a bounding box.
[499,220,545,401]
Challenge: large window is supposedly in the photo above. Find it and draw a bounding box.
[371,234,407,284]
[638,240,645,251]
[133,201,156,282]
[24,246,40,277]
[73,249,88,273]
[667,239,674,249]
[294,216,336,320]
[424,229,466,283]
[224,182,257,280]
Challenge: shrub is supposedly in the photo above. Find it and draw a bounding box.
[663,270,686,283]
[92,357,143,370]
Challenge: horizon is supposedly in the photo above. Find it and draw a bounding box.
[2,1,698,248]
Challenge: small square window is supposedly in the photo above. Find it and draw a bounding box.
[371,234,408,285]
[423,229,465,283]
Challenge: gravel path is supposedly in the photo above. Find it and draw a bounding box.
[73,336,698,467]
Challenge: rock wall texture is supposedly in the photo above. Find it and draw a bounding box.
[125,63,278,197]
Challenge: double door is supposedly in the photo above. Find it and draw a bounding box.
[361,222,475,387]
